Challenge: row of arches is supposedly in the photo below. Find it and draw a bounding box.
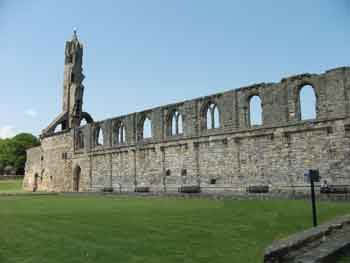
[81,85,317,148]
[248,85,317,126]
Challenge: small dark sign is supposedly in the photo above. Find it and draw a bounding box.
[309,169,320,182]
[304,169,320,183]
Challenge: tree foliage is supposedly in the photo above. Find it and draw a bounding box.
[0,133,40,175]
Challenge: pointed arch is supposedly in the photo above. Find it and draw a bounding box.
[205,103,220,130]
[178,113,183,134]
[213,106,220,128]
[170,111,184,136]
[143,117,152,139]
[95,127,104,146]
[249,95,263,126]
[80,112,94,127]
[206,107,212,129]
[80,119,87,126]
[114,121,126,145]
[299,85,317,120]
[171,114,177,135]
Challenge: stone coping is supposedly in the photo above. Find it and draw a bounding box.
[264,215,350,263]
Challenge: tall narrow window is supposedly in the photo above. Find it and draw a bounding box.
[206,108,212,129]
[77,130,84,149]
[143,118,152,139]
[172,114,177,135]
[114,122,126,144]
[178,114,183,134]
[213,106,220,128]
[171,111,184,136]
[118,124,126,144]
[206,103,220,129]
[299,85,316,120]
[249,96,262,126]
[96,127,104,146]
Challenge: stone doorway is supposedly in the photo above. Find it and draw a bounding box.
[73,166,81,192]
[33,173,39,192]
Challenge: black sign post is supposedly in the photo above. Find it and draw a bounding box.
[304,169,320,227]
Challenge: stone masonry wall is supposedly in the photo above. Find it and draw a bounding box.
[24,66,350,192]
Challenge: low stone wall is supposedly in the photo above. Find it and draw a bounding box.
[264,215,350,263]
[64,190,350,202]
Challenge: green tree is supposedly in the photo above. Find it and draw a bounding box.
[0,133,40,175]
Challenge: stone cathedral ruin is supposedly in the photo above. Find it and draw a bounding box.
[23,32,350,193]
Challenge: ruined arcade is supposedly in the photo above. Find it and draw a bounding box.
[23,33,350,193]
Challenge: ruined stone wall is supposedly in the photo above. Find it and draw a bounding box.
[24,131,76,192]
[24,66,350,192]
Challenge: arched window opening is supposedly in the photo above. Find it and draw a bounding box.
[178,114,183,134]
[116,123,126,144]
[206,108,212,129]
[213,106,220,128]
[54,124,63,133]
[171,111,184,136]
[77,130,84,149]
[299,85,317,120]
[80,118,87,127]
[172,114,177,135]
[96,127,104,146]
[143,118,152,139]
[249,96,263,126]
[206,103,220,129]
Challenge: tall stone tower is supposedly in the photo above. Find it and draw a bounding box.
[62,30,85,129]
[43,30,92,135]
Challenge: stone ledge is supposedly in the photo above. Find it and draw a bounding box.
[264,215,350,263]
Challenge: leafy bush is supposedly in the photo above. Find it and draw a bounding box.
[0,133,40,175]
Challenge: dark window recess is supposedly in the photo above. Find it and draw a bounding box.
[66,55,73,64]
[62,152,68,160]
[210,178,217,185]
[166,169,171,176]
[76,100,81,112]
[41,156,44,161]
[181,169,187,176]
[345,125,350,137]
[71,73,75,82]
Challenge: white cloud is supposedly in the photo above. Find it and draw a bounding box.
[25,109,38,118]
[0,126,17,139]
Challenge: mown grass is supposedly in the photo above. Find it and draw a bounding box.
[337,250,350,263]
[0,179,23,193]
[0,196,349,263]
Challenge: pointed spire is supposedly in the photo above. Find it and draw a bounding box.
[72,27,78,42]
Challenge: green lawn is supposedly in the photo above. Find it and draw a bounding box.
[0,196,349,263]
[337,250,350,263]
[0,179,23,193]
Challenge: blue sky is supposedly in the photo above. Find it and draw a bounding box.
[0,0,349,138]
